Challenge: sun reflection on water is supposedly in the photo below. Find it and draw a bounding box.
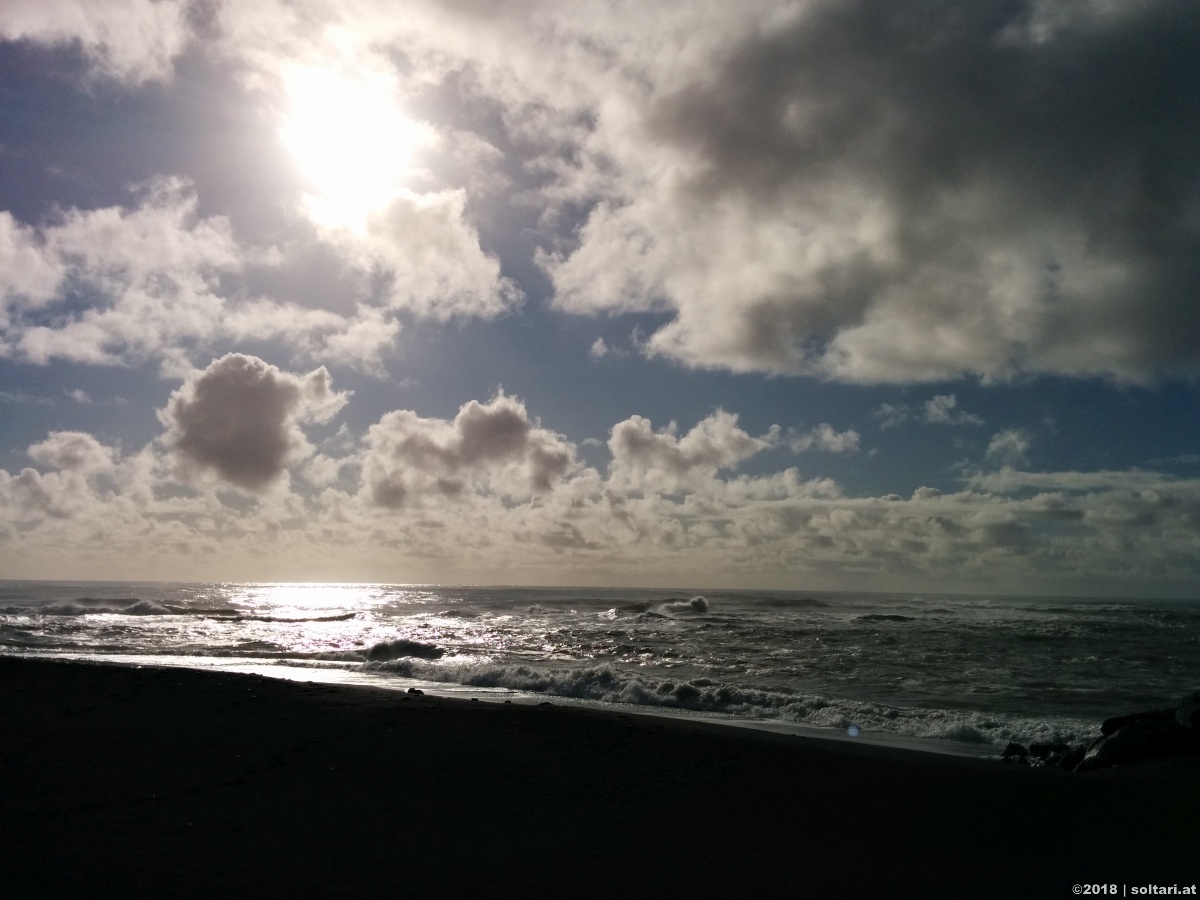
[229,583,400,616]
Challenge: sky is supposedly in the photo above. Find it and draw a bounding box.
[0,0,1197,596]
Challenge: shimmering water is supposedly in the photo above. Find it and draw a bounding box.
[3,581,1197,752]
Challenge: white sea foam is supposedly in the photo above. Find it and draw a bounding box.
[362,657,1095,748]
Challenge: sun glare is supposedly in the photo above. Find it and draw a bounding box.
[279,66,420,231]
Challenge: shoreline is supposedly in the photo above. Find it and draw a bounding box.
[3,656,1197,898]
[7,650,1006,758]
[0,650,1069,759]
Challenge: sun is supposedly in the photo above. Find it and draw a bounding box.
[279,66,421,231]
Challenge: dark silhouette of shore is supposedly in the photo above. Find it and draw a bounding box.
[2,657,1195,898]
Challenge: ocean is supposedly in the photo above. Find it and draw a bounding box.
[2,580,1197,755]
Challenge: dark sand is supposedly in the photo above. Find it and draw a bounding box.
[2,657,1196,899]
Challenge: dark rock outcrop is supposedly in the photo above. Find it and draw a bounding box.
[1026,742,1071,767]
[1100,707,1174,736]
[1002,742,1029,763]
[1176,690,1200,731]
[1077,718,1195,772]
[1063,692,1200,772]
[1059,745,1086,771]
[1007,691,1200,772]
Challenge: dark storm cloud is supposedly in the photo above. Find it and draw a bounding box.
[163,353,346,491]
[623,0,1200,381]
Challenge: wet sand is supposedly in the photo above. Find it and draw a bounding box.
[1,656,1196,898]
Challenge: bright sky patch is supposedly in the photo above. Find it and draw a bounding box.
[279,66,421,231]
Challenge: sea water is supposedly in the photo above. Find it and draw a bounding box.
[2,581,1197,755]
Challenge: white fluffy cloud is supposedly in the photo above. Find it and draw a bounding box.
[28,431,115,473]
[1,431,121,522]
[789,424,861,454]
[2,392,1198,592]
[362,392,577,508]
[13,0,1196,384]
[986,429,1032,468]
[329,189,523,321]
[0,0,192,83]
[608,411,778,493]
[8,1,1198,384]
[0,180,401,369]
[922,395,984,427]
[872,395,984,430]
[162,353,349,492]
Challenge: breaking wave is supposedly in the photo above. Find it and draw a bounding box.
[662,596,709,614]
[365,638,446,662]
[609,597,710,617]
[39,600,177,616]
[364,659,1093,749]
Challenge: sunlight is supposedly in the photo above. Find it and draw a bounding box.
[235,582,382,613]
[278,66,421,232]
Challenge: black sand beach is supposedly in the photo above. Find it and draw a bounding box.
[2,657,1196,898]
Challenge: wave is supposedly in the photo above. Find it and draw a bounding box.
[662,596,709,614]
[41,600,175,616]
[1,602,354,623]
[617,601,653,613]
[609,597,710,617]
[365,638,445,662]
[362,659,1094,749]
[233,613,357,624]
[852,614,914,623]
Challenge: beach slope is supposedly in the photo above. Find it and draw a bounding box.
[1,657,1195,898]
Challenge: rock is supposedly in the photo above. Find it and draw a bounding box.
[1176,690,1200,731]
[1100,707,1174,736]
[1029,742,1070,759]
[1059,745,1086,771]
[1002,742,1029,763]
[406,687,424,695]
[1077,718,1196,771]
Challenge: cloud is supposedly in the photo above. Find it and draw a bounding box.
[362,391,577,508]
[0,180,406,369]
[608,410,779,493]
[10,1,1198,384]
[0,180,237,363]
[922,394,983,426]
[321,189,524,321]
[872,402,910,430]
[966,466,1182,494]
[0,0,193,83]
[2,432,122,522]
[65,389,91,405]
[873,394,982,429]
[532,1,1200,384]
[3,394,1200,592]
[590,337,609,359]
[161,353,349,492]
[985,429,1031,468]
[789,424,861,454]
[28,431,115,472]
